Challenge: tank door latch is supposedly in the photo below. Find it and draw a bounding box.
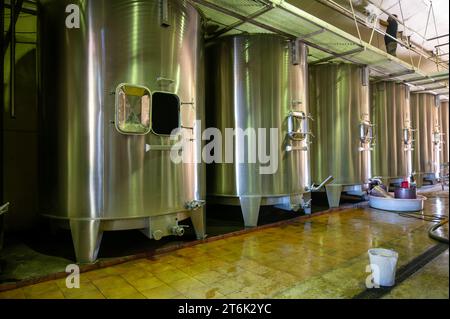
[403,127,416,151]
[185,200,206,211]
[433,129,444,151]
[359,118,375,151]
[287,111,314,141]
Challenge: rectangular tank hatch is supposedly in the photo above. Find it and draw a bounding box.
[115,84,151,135]
[152,92,180,136]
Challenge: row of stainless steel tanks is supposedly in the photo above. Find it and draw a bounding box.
[37,0,448,263]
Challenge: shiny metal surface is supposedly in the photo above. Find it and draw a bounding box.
[205,34,311,226]
[38,0,205,262]
[410,93,440,181]
[309,63,372,188]
[371,82,412,181]
[440,101,449,164]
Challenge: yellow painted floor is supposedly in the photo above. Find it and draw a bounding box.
[0,194,448,299]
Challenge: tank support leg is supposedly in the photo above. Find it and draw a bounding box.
[325,184,342,208]
[239,196,261,227]
[191,207,207,240]
[70,219,103,264]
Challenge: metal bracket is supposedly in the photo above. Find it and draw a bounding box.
[290,39,301,65]
[157,77,174,88]
[160,0,170,27]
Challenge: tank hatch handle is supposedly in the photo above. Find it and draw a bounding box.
[403,127,416,150]
[286,145,308,152]
[145,144,182,152]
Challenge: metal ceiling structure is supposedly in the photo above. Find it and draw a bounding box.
[2,0,449,96]
[190,0,449,97]
[368,0,449,60]
[319,0,449,67]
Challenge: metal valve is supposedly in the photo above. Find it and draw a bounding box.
[171,225,187,237]
[152,230,164,241]
[185,200,206,211]
[302,199,312,209]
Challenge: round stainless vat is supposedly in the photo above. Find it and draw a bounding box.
[205,34,311,227]
[371,82,412,183]
[410,93,440,184]
[38,0,205,263]
[309,63,372,207]
[440,101,449,164]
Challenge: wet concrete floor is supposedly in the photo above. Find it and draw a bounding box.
[0,186,447,299]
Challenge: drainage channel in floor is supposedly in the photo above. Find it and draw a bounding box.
[353,243,449,299]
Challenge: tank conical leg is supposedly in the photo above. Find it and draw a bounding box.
[239,196,261,227]
[191,207,207,240]
[70,219,103,264]
[325,184,343,208]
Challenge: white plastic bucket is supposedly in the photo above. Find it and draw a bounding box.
[368,248,398,287]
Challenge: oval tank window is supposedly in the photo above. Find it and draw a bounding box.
[115,84,151,135]
[152,92,180,135]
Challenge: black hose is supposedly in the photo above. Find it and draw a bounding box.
[398,212,447,223]
[428,220,449,244]
[396,212,449,244]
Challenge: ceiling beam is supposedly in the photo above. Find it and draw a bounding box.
[207,5,274,39]
[309,47,364,65]
[190,0,293,38]
[427,34,449,41]
[435,42,449,48]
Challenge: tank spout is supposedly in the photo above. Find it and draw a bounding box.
[310,176,335,191]
[171,226,186,237]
